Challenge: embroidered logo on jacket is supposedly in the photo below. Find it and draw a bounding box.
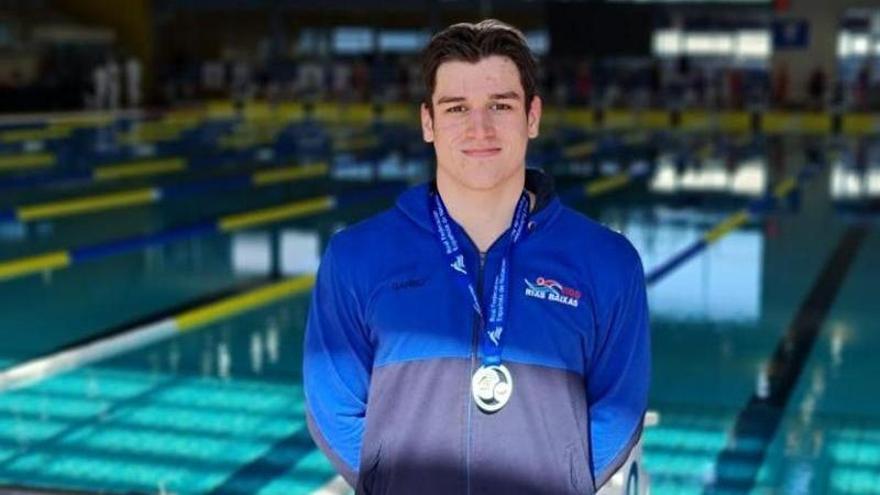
[451,254,467,274]
[488,326,503,346]
[524,277,581,308]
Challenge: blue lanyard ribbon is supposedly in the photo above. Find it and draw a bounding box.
[429,190,531,366]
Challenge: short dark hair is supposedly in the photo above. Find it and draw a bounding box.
[421,19,538,115]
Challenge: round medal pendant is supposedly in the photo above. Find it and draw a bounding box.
[471,364,513,413]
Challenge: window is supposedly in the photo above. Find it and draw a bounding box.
[378,30,429,53]
[653,29,683,56]
[838,31,875,58]
[526,30,549,55]
[295,29,326,56]
[333,27,374,55]
[735,30,771,58]
[684,32,734,56]
[653,28,770,59]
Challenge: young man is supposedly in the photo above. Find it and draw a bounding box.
[304,20,650,494]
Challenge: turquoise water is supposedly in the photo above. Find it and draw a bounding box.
[0,129,877,494]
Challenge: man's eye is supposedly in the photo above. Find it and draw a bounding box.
[490,102,512,111]
[446,105,466,113]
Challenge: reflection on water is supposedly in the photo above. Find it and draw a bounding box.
[650,155,767,196]
[605,206,764,323]
[280,229,320,276]
[4,125,880,494]
[830,162,880,200]
[230,228,321,277]
[231,232,271,275]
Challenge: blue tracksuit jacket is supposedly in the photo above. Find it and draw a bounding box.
[304,170,650,494]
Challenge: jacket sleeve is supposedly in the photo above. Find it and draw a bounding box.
[587,255,651,489]
[303,236,374,487]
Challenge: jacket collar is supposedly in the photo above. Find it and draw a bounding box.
[395,168,562,237]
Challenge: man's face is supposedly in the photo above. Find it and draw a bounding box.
[421,55,542,191]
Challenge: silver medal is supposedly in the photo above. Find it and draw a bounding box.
[471,364,513,413]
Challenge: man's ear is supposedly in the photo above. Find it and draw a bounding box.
[421,103,435,143]
[527,95,542,139]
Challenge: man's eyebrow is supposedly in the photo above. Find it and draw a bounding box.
[435,96,466,105]
[435,92,522,105]
[490,91,521,100]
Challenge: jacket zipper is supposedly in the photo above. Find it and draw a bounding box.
[466,251,486,495]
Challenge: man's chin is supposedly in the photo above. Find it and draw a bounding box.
[436,159,524,192]
[457,171,523,192]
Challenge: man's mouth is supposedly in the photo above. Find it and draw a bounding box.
[462,148,502,157]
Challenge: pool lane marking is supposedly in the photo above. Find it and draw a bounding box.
[16,188,157,221]
[251,162,329,186]
[0,152,56,172]
[584,173,632,197]
[0,143,272,193]
[705,226,868,493]
[93,157,187,181]
[218,196,334,232]
[0,193,337,282]
[0,186,395,386]
[0,155,187,187]
[0,275,315,392]
[0,252,71,280]
[0,122,272,186]
[563,141,597,159]
[772,177,797,199]
[1,162,329,222]
[556,168,650,206]
[55,279,276,353]
[646,161,821,285]
[702,210,750,244]
[0,319,177,392]
[0,126,72,143]
[175,276,315,331]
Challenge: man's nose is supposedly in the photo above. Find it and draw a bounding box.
[465,108,496,139]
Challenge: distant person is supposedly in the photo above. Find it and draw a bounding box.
[406,57,423,103]
[369,54,393,102]
[231,60,253,110]
[574,61,592,105]
[351,58,369,102]
[649,61,661,107]
[106,58,121,110]
[691,68,707,107]
[551,61,570,106]
[395,57,410,102]
[201,60,226,95]
[332,58,352,101]
[303,19,650,495]
[296,58,324,101]
[728,69,744,109]
[856,63,870,110]
[125,56,142,108]
[808,66,827,110]
[91,63,109,110]
[772,62,789,108]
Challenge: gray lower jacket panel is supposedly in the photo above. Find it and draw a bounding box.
[306,411,359,487]
[355,358,595,495]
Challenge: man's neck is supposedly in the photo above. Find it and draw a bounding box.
[437,170,527,253]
